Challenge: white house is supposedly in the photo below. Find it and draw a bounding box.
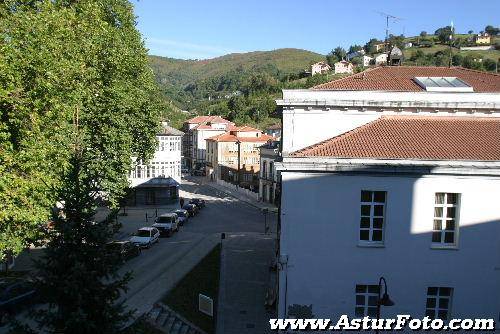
[275,66,500,326]
[311,61,331,76]
[362,55,373,67]
[334,60,353,74]
[128,122,183,205]
[374,53,388,65]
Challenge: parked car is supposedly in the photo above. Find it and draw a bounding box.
[106,241,141,261]
[189,198,206,209]
[152,213,179,237]
[182,204,198,217]
[191,169,205,176]
[130,227,160,248]
[181,167,189,174]
[0,278,36,322]
[173,209,189,225]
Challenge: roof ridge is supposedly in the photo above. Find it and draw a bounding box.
[313,67,380,89]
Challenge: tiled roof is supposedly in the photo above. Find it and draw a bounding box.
[186,115,233,124]
[291,116,500,161]
[232,125,261,132]
[267,123,281,130]
[313,66,500,92]
[159,124,184,136]
[207,132,274,143]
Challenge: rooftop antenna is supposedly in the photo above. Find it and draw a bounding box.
[375,11,403,52]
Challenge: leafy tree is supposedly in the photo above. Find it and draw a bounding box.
[1,0,161,332]
[333,47,347,61]
[468,30,474,34]
[325,52,339,67]
[348,44,363,54]
[364,38,383,55]
[483,59,498,72]
[452,54,464,66]
[434,26,454,44]
[420,31,427,37]
[485,25,499,36]
[462,54,484,70]
[388,34,405,49]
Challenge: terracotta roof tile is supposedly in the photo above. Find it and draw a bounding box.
[207,132,274,143]
[187,115,233,124]
[313,66,500,92]
[291,116,500,161]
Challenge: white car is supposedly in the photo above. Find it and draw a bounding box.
[130,227,160,248]
[152,213,179,237]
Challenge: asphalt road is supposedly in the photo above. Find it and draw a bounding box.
[118,176,277,319]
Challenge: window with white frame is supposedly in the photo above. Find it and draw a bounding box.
[432,193,459,246]
[360,190,386,243]
[425,287,453,320]
[355,284,379,317]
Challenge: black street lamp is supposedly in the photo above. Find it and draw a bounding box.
[376,276,394,334]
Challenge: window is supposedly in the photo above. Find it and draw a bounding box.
[425,287,453,320]
[432,193,459,246]
[360,190,386,243]
[355,285,379,317]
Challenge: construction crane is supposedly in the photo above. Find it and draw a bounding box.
[375,11,403,51]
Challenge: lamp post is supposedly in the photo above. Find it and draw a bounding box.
[375,276,394,334]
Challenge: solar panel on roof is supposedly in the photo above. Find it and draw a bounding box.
[413,77,473,92]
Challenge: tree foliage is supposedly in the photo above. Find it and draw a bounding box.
[1,0,162,331]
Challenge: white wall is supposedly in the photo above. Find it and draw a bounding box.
[194,129,226,163]
[278,171,500,324]
[129,135,182,185]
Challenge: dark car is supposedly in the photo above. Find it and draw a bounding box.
[189,198,206,209]
[191,169,206,176]
[173,209,189,225]
[0,278,36,321]
[182,204,198,217]
[106,241,141,261]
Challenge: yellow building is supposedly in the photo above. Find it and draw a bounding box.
[206,126,273,190]
[474,33,491,45]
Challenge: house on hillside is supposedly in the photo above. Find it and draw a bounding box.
[182,116,234,170]
[264,123,281,139]
[361,55,373,67]
[374,43,386,52]
[311,62,331,75]
[334,61,353,74]
[128,122,183,205]
[374,53,388,65]
[474,33,491,45]
[275,66,500,324]
[205,126,273,190]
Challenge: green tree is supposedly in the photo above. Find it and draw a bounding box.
[420,31,427,37]
[325,52,339,67]
[484,25,499,36]
[1,0,161,332]
[434,26,454,44]
[333,47,347,61]
[348,44,363,54]
[462,54,484,70]
[483,58,498,72]
[364,38,383,55]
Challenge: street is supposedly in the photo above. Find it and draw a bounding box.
[117,176,278,324]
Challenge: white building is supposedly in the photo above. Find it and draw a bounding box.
[182,115,234,170]
[311,61,331,76]
[259,140,280,204]
[374,53,388,65]
[361,55,373,67]
[275,66,500,326]
[334,60,354,74]
[128,122,183,205]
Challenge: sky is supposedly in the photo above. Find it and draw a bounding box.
[132,0,499,60]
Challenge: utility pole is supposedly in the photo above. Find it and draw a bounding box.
[448,21,455,68]
[236,140,241,186]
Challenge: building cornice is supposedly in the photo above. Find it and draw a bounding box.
[276,89,500,112]
[275,157,500,176]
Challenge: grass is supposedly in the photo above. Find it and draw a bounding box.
[162,244,221,334]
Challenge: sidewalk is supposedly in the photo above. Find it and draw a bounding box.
[216,233,277,334]
[202,179,278,213]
